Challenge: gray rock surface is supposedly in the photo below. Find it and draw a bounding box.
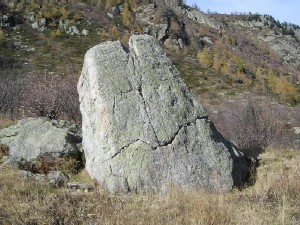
[154,0,181,6]
[48,171,68,187]
[59,19,69,31]
[260,34,300,67]
[67,182,94,191]
[135,4,209,48]
[20,170,68,187]
[0,117,81,162]
[78,34,246,193]
[82,29,89,36]
[20,170,47,182]
[136,4,156,25]
[68,26,80,35]
[31,21,39,29]
[3,156,27,168]
[135,4,170,44]
[31,18,47,31]
[173,5,221,29]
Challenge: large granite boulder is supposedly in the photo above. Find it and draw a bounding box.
[0,117,82,162]
[78,35,247,193]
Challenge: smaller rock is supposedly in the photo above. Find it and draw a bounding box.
[164,38,183,50]
[3,156,27,169]
[107,12,114,19]
[293,127,300,135]
[68,26,80,35]
[82,29,89,36]
[47,171,68,187]
[35,173,47,182]
[157,23,169,42]
[67,182,94,191]
[59,19,69,31]
[2,15,8,23]
[81,183,94,191]
[178,38,184,49]
[20,170,33,177]
[24,12,35,22]
[32,22,39,29]
[20,170,69,186]
[202,36,213,44]
[29,14,35,22]
[0,117,82,162]
[20,170,47,182]
[67,182,80,189]
[40,18,46,27]
[50,120,59,126]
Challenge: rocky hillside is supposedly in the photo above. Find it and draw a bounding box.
[0,0,299,147]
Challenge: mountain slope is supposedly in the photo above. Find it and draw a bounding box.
[0,1,299,148]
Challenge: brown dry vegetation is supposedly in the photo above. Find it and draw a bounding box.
[204,94,300,151]
[0,149,300,224]
[0,68,80,124]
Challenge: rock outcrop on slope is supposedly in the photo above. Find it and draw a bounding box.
[153,0,182,6]
[135,3,219,50]
[78,34,247,193]
[0,117,82,162]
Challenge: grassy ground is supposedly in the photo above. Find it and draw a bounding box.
[0,149,299,225]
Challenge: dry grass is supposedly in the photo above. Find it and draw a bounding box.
[0,117,17,129]
[0,149,300,224]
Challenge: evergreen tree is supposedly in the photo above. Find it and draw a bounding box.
[122,2,130,27]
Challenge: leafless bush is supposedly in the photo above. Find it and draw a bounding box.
[212,97,281,155]
[58,75,81,123]
[20,72,81,124]
[0,71,24,118]
[0,67,81,124]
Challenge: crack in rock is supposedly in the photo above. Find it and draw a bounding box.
[109,139,150,160]
[131,51,160,147]
[152,116,208,150]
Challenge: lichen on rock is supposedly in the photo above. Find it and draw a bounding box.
[78,34,247,194]
[0,117,81,162]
